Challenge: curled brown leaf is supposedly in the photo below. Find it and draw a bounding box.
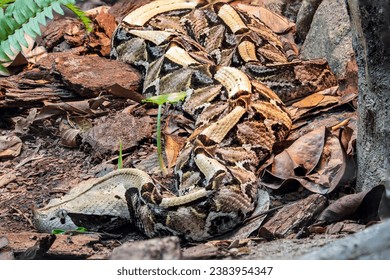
[262,127,346,194]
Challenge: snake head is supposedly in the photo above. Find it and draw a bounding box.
[32,206,78,233]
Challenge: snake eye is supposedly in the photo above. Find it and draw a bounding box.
[57,209,68,224]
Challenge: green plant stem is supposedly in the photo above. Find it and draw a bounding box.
[156,104,168,175]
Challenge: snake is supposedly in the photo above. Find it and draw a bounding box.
[32,0,337,241]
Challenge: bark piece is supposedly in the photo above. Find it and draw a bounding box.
[87,12,117,57]
[260,194,328,239]
[38,52,142,97]
[0,68,67,108]
[82,112,153,158]
[40,18,86,51]
[109,236,181,260]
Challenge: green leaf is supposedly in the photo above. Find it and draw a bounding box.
[65,3,92,32]
[0,63,10,76]
[29,17,42,35]
[1,38,17,57]
[36,12,47,26]
[5,15,18,32]
[25,0,39,15]
[7,35,21,53]
[51,229,66,235]
[0,47,11,62]
[118,138,123,170]
[76,227,88,233]
[15,28,28,48]
[0,0,16,9]
[51,1,64,15]
[12,7,26,25]
[21,22,38,38]
[42,6,54,20]
[142,91,187,106]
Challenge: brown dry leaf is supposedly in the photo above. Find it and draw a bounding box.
[287,86,342,120]
[12,108,37,134]
[271,127,326,178]
[87,11,117,56]
[325,221,366,235]
[165,134,186,169]
[0,135,22,158]
[68,116,93,132]
[42,100,98,115]
[107,83,145,103]
[24,46,47,64]
[0,172,17,188]
[292,92,325,108]
[262,127,346,194]
[60,128,81,148]
[318,185,385,224]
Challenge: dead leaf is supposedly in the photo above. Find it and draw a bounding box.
[287,86,354,121]
[262,127,346,194]
[325,221,366,235]
[87,11,117,56]
[60,128,81,148]
[107,83,145,103]
[271,127,327,178]
[39,98,106,119]
[0,135,22,158]
[0,172,17,188]
[67,116,93,132]
[318,185,385,223]
[292,92,325,108]
[13,108,37,134]
[165,134,185,169]
[24,46,47,64]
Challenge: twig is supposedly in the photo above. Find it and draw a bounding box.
[15,155,45,169]
[331,118,350,131]
[10,205,34,228]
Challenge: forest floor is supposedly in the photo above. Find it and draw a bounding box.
[0,0,386,260]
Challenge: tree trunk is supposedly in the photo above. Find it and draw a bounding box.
[347,0,390,192]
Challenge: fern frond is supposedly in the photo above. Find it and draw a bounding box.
[0,62,9,75]
[0,0,92,76]
[0,0,15,9]
[65,3,92,32]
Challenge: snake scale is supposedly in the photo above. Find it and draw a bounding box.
[33,0,337,241]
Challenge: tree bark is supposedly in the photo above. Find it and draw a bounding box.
[347,0,390,192]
